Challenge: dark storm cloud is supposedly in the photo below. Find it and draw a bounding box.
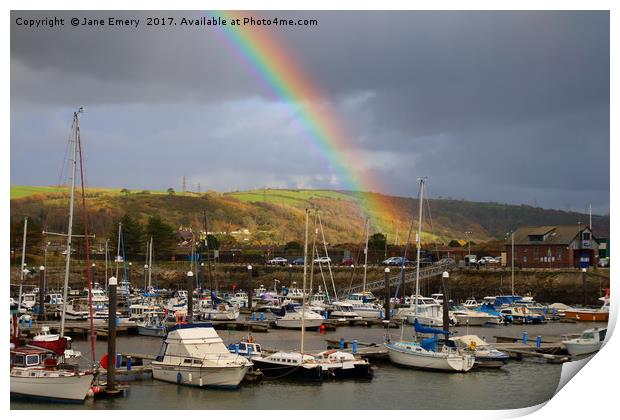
[10,10,609,213]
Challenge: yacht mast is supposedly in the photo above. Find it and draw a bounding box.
[60,109,82,337]
[414,178,425,332]
[301,208,310,355]
[363,218,370,293]
[17,217,28,313]
[149,236,153,290]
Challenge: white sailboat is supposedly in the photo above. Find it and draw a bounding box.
[11,108,94,401]
[385,178,475,372]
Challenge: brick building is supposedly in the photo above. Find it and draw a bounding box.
[506,225,598,268]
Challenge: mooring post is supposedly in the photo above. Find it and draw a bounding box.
[38,266,45,321]
[247,265,253,311]
[107,276,118,393]
[441,271,450,334]
[186,271,194,323]
[581,268,587,306]
[384,267,391,320]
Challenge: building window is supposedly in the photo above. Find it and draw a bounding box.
[583,232,591,241]
[523,256,527,263]
[557,249,562,260]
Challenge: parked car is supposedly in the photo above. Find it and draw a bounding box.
[478,256,497,265]
[418,257,434,266]
[493,256,502,264]
[598,257,610,267]
[436,257,455,265]
[291,257,305,266]
[267,257,288,266]
[341,257,355,266]
[464,255,477,266]
[383,256,411,266]
[314,256,331,264]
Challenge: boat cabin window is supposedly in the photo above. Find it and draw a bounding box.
[599,330,607,341]
[582,332,595,340]
[26,354,40,366]
[13,354,25,366]
[255,345,262,352]
[239,343,247,351]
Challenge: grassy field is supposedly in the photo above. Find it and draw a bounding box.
[10,185,171,199]
[226,189,355,207]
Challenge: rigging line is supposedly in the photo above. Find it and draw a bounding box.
[77,118,97,362]
[394,200,417,300]
[347,219,366,291]
[423,185,441,261]
[314,244,330,303]
[56,122,73,189]
[317,212,337,302]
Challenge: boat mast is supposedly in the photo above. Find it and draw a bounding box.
[77,112,97,360]
[414,178,425,336]
[115,223,121,280]
[301,208,310,355]
[308,210,318,297]
[149,236,153,290]
[60,108,82,337]
[17,217,28,313]
[363,218,370,293]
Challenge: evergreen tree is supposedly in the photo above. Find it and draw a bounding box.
[145,215,176,260]
[108,214,144,259]
[368,233,387,250]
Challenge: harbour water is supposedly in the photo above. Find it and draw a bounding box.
[11,321,605,410]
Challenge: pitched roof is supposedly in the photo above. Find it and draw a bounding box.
[508,225,594,246]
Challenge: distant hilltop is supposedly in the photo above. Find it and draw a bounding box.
[10,186,609,244]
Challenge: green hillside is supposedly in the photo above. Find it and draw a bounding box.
[10,186,610,246]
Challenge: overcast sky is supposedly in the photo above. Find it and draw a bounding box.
[10,11,610,213]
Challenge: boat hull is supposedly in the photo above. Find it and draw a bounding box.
[563,341,603,356]
[275,319,324,329]
[137,325,166,337]
[564,310,609,322]
[10,372,93,402]
[251,360,323,381]
[151,363,249,388]
[453,315,490,326]
[322,363,373,380]
[385,343,474,372]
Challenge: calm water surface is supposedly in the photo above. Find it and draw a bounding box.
[11,321,605,410]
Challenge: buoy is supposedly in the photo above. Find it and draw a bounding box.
[100,354,109,369]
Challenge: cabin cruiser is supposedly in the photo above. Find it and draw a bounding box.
[500,306,545,324]
[274,304,325,329]
[314,350,373,379]
[229,337,263,358]
[450,335,509,368]
[201,302,240,321]
[394,296,444,327]
[564,297,609,322]
[450,305,499,326]
[344,292,384,319]
[151,323,252,388]
[19,293,37,310]
[227,292,248,308]
[462,299,481,310]
[328,301,362,321]
[562,327,607,356]
[167,290,188,315]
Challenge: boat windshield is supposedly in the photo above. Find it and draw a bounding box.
[581,332,595,340]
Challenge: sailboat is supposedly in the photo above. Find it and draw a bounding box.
[136,237,167,336]
[11,108,95,401]
[251,209,325,381]
[384,178,475,373]
[342,219,384,319]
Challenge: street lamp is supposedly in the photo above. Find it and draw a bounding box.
[505,230,515,296]
[464,231,473,266]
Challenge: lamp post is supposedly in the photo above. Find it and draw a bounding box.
[186,271,194,322]
[464,231,473,265]
[288,263,292,284]
[505,230,515,296]
[143,264,149,292]
[247,265,253,311]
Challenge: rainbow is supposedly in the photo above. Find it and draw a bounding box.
[208,11,401,233]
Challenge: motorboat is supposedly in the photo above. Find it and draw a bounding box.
[201,302,240,321]
[313,350,373,379]
[137,311,167,337]
[250,351,323,381]
[547,302,572,318]
[463,298,481,310]
[450,306,499,326]
[562,327,607,356]
[564,299,609,322]
[20,293,37,311]
[275,305,325,329]
[10,346,94,402]
[450,335,509,368]
[500,306,545,324]
[30,326,82,359]
[151,323,252,388]
[395,296,444,327]
[344,292,384,320]
[228,337,263,358]
[328,301,362,321]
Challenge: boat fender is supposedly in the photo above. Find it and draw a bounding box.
[199,377,203,387]
[469,341,477,350]
[176,372,182,383]
[188,373,193,383]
